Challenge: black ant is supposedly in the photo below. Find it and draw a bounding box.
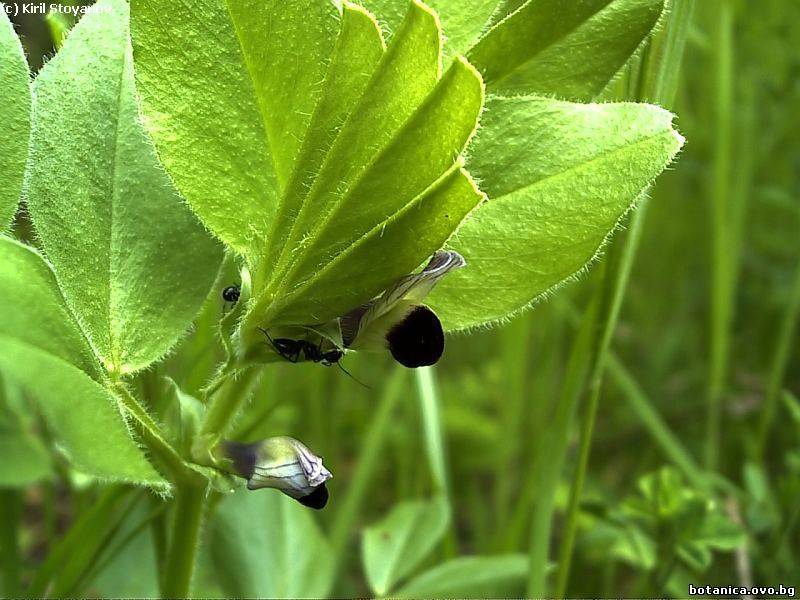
[222,285,241,303]
[222,284,241,314]
[258,327,342,365]
[257,328,368,388]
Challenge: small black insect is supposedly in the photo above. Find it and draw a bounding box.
[259,328,343,365]
[258,328,368,387]
[222,284,241,303]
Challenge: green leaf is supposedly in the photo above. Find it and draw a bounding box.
[261,1,386,281]
[259,0,441,272]
[395,554,528,598]
[0,429,51,487]
[362,496,450,595]
[0,337,164,486]
[427,95,684,330]
[358,0,503,58]
[210,489,334,598]
[0,376,52,487]
[25,0,221,375]
[133,0,485,333]
[468,0,666,100]
[253,10,484,327]
[0,237,163,486]
[677,540,712,572]
[130,0,342,262]
[0,11,29,231]
[0,237,100,378]
[694,512,746,552]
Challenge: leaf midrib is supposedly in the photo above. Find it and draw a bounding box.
[222,0,282,191]
[107,45,128,372]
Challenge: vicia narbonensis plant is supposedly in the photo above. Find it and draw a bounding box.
[0,0,682,595]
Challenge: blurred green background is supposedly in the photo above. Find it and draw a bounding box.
[4,0,799,597]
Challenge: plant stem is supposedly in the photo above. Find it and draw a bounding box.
[705,0,734,471]
[554,216,634,597]
[198,366,261,445]
[329,368,406,581]
[415,366,459,558]
[114,383,188,480]
[415,366,450,497]
[756,257,800,457]
[553,2,695,593]
[0,489,22,597]
[162,482,207,598]
[527,294,598,597]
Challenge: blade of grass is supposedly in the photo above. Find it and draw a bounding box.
[554,212,634,597]
[756,258,800,457]
[28,486,139,597]
[329,368,407,582]
[526,290,599,597]
[415,366,450,497]
[553,2,695,594]
[494,316,532,536]
[415,365,458,558]
[705,0,734,471]
[605,354,707,490]
[0,489,22,597]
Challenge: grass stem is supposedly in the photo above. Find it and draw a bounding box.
[552,1,695,592]
[415,366,450,497]
[705,0,735,471]
[0,489,22,597]
[162,482,207,598]
[329,369,406,582]
[756,258,800,457]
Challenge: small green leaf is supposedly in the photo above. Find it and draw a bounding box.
[262,0,446,282]
[358,0,503,58]
[677,541,712,572]
[131,0,342,262]
[362,496,450,596]
[0,237,163,486]
[262,1,386,280]
[468,0,666,99]
[251,4,485,328]
[0,10,30,231]
[210,490,334,598]
[0,236,100,378]
[0,337,164,486]
[266,165,484,327]
[26,0,221,375]
[428,95,684,330]
[694,512,747,552]
[0,376,53,487]
[395,554,529,598]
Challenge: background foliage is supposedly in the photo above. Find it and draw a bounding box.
[0,0,798,598]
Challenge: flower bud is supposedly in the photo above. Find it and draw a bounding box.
[221,436,332,509]
[340,251,464,367]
